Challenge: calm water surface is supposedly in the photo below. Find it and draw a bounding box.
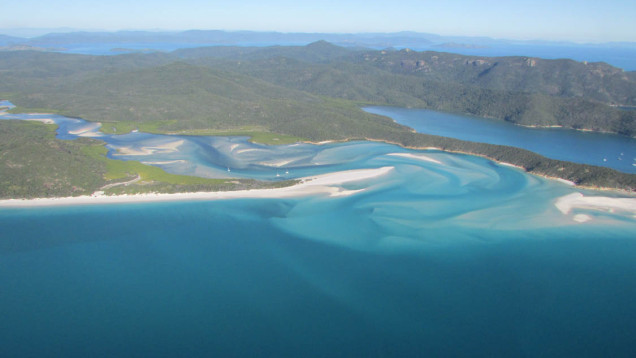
[365,106,636,173]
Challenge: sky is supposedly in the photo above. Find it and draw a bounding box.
[2,0,636,42]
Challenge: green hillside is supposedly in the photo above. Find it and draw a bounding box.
[0,121,295,199]
[1,45,635,193]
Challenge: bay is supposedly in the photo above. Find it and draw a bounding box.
[365,106,636,174]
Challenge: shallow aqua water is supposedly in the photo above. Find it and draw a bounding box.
[1,105,636,357]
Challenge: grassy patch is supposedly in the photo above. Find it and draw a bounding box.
[99,120,178,135]
[176,129,305,144]
[101,121,307,144]
[81,145,226,185]
[8,106,62,114]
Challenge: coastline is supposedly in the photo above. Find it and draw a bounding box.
[0,167,394,208]
[2,105,634,195]
[2,162,635,222]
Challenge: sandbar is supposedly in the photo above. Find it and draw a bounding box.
[387,152,442,164]
[257,158,297,167]
[68,122,103,137]
[0,166,394,208]
[555,192,636,216]
[25,118,56,124]
[114,140,185,156]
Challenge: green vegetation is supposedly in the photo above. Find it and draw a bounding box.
[1,44,635,194]
[0,121,106,198]
[8,106,62,114]
[0,121,296,198]
[99,122,306,144]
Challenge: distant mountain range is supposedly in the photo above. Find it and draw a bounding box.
[1,29,635,49]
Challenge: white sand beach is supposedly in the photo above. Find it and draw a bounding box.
[257,158,297,167]
[0,166,394,208]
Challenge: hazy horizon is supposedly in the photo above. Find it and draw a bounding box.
[2,27,636,46]
[3,0,635,43]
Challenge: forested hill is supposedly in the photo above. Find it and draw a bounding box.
[2,42,635,135]
[1,44,635,190]
[174,43,635,136]
[347,49,636,105]
[177,42,636,107]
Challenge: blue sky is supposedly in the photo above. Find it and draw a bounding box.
[3,0,635,42]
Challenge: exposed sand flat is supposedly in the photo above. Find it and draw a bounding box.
[25,118,55,124]
[234,148,261,154]
[0,166,394,207]
[114,140,185,156]
[257,158,296,167]
[302,166,393,186]
[573,214,592,223]
[141,160,187,165]
[68,122,102,137]
[114,146,155,156]
[555,192,636,216]
[387,152,442,164]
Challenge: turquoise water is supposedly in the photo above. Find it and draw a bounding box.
[1,106,636,356]
[365,106,636,173]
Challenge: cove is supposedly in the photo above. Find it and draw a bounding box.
[365,106,636,174]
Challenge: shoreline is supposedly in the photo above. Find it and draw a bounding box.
[0,167,394,208]
[2,105,634,194]
[2,165,635,223]
[359,137,633,193]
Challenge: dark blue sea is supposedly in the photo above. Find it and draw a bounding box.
[1,104,636,357]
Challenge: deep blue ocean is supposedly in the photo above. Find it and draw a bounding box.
[2,104,636,356]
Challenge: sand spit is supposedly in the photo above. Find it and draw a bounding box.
[141,160,187,165]
[114,140,185,156]
[555,192,636,219]
[257,159,297,167]
[25,118,56,124]
[387,152,442,164]
[68,122,103,137]
[0,167,394,208]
